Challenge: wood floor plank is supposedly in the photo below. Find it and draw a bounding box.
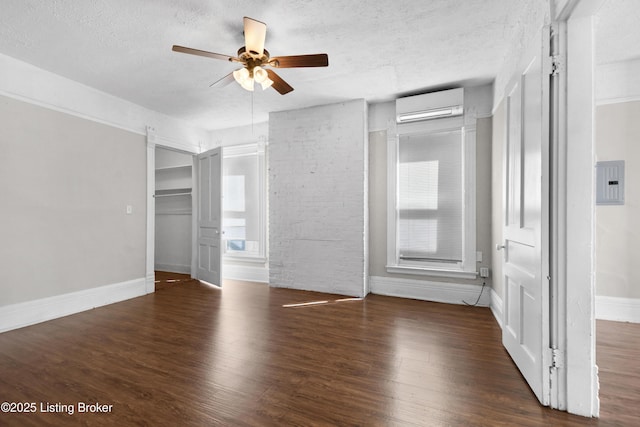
[0,275,636,426]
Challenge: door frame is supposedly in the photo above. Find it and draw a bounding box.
[553,0,606,417]
[494,0,602,416]
[145,127,200,291]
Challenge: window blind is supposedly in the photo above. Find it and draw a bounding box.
[397,129,463,263]
[223,153,260,244]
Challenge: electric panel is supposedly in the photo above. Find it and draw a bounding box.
[596,160,625,205]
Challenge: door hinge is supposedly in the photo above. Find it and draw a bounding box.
[549,55,564,76]
[550,348,564,369]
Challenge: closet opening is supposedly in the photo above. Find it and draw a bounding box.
[154,146,195,279]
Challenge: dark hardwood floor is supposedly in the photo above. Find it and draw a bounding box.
[596,319,640,426]
[0,273,637,426]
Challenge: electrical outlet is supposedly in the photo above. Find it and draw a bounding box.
[480,267,490,278]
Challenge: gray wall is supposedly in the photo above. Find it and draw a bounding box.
[368,95,493,287]
[269,100,368,297]
[595,101,640,299]
[0,95,146,306]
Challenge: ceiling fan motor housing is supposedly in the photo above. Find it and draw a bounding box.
[237,46,272,71]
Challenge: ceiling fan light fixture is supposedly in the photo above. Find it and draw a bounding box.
[253,66,268,83]
[233,67,250,83]
[253,66,273,90]
[240,77,255,91]
[260,77,274,90]
[233,67,255,91]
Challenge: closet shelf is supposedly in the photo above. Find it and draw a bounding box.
[155,164,192,172]
[156,209,192,215]
[154,188,192,197]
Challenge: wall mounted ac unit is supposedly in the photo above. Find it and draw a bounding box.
[396,105,464,123]
[396,88,464,132]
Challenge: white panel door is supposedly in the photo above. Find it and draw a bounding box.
[502,26,550,405]
[197,148,222,286]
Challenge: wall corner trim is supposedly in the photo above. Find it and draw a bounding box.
[0,278,147,333]
[369,276,491,306]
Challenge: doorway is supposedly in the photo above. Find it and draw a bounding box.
[593,0,640,420]
[154,146,195,276]
[593,0,640,321]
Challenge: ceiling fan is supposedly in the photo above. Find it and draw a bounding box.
[172,17,329,95]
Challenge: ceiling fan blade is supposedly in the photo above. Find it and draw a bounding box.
[210,72,235,88]
[270,54,329,68]
[172,45,235,62]
[243,17,267,56]
[266,69,294,95]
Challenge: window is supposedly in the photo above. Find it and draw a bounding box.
[222,143,266,261]
[387,126,476,278]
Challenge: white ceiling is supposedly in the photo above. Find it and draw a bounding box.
[0,1,632,131]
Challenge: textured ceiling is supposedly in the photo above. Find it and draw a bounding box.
[1,0,624,131]
[596,0,640,65]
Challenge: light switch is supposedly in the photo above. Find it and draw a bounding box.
[126,205,133,214]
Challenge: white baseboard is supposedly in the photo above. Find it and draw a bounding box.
[369,276,491,306]
[0,277,148,333]
[155,263,191,275]
[596,296,640,323]
[490,288,504,328]
[223,264,269,283]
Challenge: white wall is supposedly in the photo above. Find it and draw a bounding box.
[269,100,368,297]
[596,59,640,105]
[208,122,268,151]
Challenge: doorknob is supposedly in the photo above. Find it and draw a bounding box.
[496,244,505,251]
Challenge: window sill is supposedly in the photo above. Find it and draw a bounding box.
[386,265,478,280]
[223,255,267,264]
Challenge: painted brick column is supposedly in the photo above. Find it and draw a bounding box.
[269,100,367,297]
